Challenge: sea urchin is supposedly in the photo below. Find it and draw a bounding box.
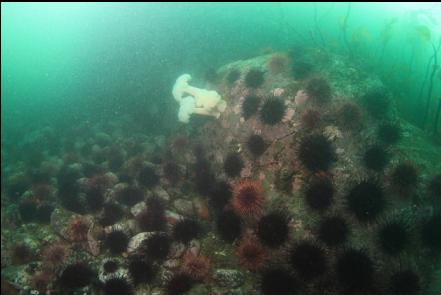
[298,134,336,172]
[232,178,265,219]
[346,180,386,223]
[257,212,290,248]
[259,97,286,125]
[289,241,327,281]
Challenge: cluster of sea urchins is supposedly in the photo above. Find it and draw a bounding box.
[5,53,441,295]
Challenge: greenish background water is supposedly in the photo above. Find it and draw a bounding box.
[2,2,440,140]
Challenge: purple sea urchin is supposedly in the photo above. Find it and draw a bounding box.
[257,212,290,248]
[259,97,286,125]
[224,152,244,178]
[117,185,144,206]
[346,180,386,223]
[137,166,159,188]
[317,216,349,247]
[305,77,332,104]
[427,174,441,198]
[226,69,240,84]
[298,134,336,172]
[246,134,266,157]
[245,69,264,88]
[304,177,334,211]
[208,181,232,213]
[363,145,390,172]
[216,210,242,243]
[377,220,409,255]
[377,122,402,145]
[128,257,155,285]
[100,203,125,226]
[289,241,327,281]
[136,197,167,232]
[172,218,202,244]
[103,276,133,295]
[59,263,96,289]
[105,229,129,255]
[142,233,171,261]
[390,270,420,295]
[260,268,297,295]
[102,259,119,274]
[336,249,374,291]
[421,214,441,251]
[242,95,261,120]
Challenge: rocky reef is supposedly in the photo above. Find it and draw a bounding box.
[1,48,441,295]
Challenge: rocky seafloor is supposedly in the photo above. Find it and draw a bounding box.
[1,49,441,295]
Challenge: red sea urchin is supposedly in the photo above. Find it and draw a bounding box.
[41,243,70,270]
[232,178,265,219]
[67,216,90,242]
[181,252,211,281]
[166,273,194,295]
[236,236,267,272]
